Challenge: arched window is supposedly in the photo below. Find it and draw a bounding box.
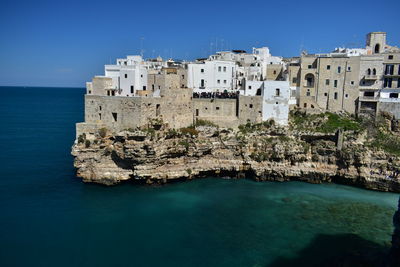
[367,68,371,75]
[304,73,315,87]
[374,44,380,54]
[373,68,376,75]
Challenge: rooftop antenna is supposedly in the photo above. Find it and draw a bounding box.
[140,37,145,57]
[216,37,218,53]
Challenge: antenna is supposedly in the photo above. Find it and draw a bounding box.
[140,37,145,57]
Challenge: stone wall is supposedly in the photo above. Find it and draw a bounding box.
[82,88,193,134]
[193,98,239,128]
[238,95,263,124]
[378,101,400,119]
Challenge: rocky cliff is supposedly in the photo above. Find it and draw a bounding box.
[71,113,400,192]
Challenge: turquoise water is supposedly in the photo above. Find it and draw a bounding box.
[0,86,398,266]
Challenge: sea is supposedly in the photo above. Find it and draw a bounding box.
[0,86,398,267]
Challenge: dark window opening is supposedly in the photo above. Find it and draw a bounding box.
[304,103,307,108]
[249,104,253,108]
[374,44,380,53]
[334,80,338,88]
[216,107,220,110]
[364,91,374,97]
[275,88,280,96]
[390,93,399,98]
[334,92,338,100]
[367,68,371,75]
[124,74,127,78]
[195,109,199,116]
[143,86,146,90]
[99,106,102,111]
[112,112,118,122]
[99,113,102,120]
[327,65,331,70]
[389,55,394,60]
[130,86,134,94]
[338,66,341,73]
[373,68,377,75]
[325,79,329,85]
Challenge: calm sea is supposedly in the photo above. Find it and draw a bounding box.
[0,86,398,266]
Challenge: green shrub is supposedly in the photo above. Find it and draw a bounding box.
[180,127,199,136]
[195,119,218,128]
[85,140,91,148]
[77,133,86,143]
[98,128,107,138]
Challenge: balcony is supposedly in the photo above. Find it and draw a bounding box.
[364,75,378,80]
[359,96,379,102]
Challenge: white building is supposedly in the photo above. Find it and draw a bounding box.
[262,81,290,125]
[187,60,236,93]
[103,55,149,97]
[240,80,290,125]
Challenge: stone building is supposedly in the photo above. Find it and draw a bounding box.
[299,53,361,114]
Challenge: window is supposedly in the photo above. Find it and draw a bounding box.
[324,93,328,96]
[276,102,279,105]
[216,107,220,110]
[325,79,330,85]
[327,65,331,70]
[373,68,377,75]
[143,86,146,90]
[334,80,338,88]
[249,104,253,108]
[334,92,338,100]
[384,78,393,88]
[99,113,101,120]
[217,80,220,84]
[141,74,143,78]
[201,69,204,73]
[390,93,399,98]
[347,66,351,71]
[351,81,354,85]
[375,44,380,53]
[248,86,252,89]
[125,74,128,78]
[223,80,227,84]
[223,66,226,72]
[200,79,205,88]
[367,68,371,75]
[195,109,199,116]
[385,65,394,75]
[112,113,118,122]
[308,65,312,69]
[88,90,91,94]
[99,106,102,111]
[130,86,134,94]
[152,85,155,90]
[389,55,394,60]
[218,66,221,72]
[338,66,341,73]
[292,77,297,84]
[306,89,310,96]
[273,70,277,74]
[345,94,348,98]
[304,103,307,108]
[398,78,400,88]
[182,75,185,79]
[275,88,280,96]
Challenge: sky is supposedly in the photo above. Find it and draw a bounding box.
[0,0,399,88]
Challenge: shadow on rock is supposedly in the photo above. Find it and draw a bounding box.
[268,233,390,267]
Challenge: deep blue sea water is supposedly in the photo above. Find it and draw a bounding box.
[0,86,399,267]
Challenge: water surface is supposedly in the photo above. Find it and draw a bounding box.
[0,87,398,266]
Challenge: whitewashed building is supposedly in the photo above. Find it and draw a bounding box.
[187,60,236,93]
[262,81,290,125]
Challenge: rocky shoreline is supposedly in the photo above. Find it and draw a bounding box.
[71,115,400,192]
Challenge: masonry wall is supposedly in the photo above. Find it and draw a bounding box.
[193,98,239,127]
[83,88,193,133]
[378,101,400,119]
[238,95,263,124]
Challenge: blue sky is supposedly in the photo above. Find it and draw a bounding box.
[0,0,399,87]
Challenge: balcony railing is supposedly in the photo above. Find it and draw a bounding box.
[364,75,378,80]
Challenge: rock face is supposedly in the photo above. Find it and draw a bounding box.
[71,124,400,192]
